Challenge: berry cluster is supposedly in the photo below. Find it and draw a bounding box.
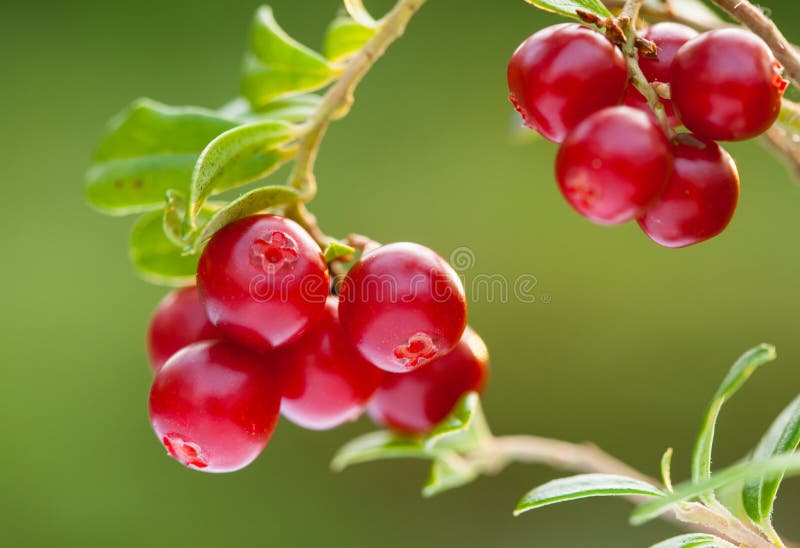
[147,214,488,472]
[508,23,787,247]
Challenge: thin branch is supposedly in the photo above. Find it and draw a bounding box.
[710,0,800,88]
[468,435,772,547]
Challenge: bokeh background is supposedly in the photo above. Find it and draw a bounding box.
[4,0,800,546]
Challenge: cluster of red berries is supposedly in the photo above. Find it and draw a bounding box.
[508,23,787,247]
[147,214,489,472]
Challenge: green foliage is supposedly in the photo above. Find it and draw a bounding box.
[323,241,356,262]
[514,474,663,515]
[691,344,777,502]
[331,431,428,471]
[648,534,730,548]
[324,16,377,63]
[185,120,297,231]
[241,6,339,107]
[742,394,800,525]
[423,453,479,498]
[521,0,611,19]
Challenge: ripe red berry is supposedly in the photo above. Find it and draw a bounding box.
[367,327,489,434]
[670,28,787,141]
[149,340,281,472]
[638,134,740,248]
[623,23,698,127]
[197,215,329,352]
[555,106,673,225]
[273,297,383,430]
[338,242,467,374]
[507,23,627,143]
[146,286,218,371]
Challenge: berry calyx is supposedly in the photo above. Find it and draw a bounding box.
[146,286,218,372]
[149,340,281,473]
[197,215,329,352]
[507,23,628,143]
[555,106,673,225]
[622,22,698,127]
[338,242,467,373]
[273,297,383,430]
[670,28,787,141]
[367,327,489,434]
[638,134,740,248]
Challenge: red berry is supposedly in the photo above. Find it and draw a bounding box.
[623,23,698,127]
[507,23,627,143]
[638,134,740,248]
[670,28,787,141]
[367,327,489,434]
[149,340,281,472]
[273,297,383,430]
[338,242,467,373]
[556,106,673,225]
[147,286,218,372]
[197,215,329,352]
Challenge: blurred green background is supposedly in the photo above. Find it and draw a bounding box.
[4,0,800,546]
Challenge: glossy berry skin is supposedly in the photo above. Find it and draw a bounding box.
[148,340,281,473]
[367,327,489,434]
[507,23,627,143]
[273,297,383,430]
[638,134,740,248]
[556,106,673,225]
[197,215,329,352]
[670,28,787,141]
[623,23,698,127]
[147,286,218,372]
[339,242,467,374]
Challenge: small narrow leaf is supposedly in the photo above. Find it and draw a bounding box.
[514,474,663,516]
[323,16,376,63]
[631,453,800,525]
[86,99,238,215]
[691,344,777,498]
[661,448,674,492]
[742,394,800,524]
[220,94,322,124]
[649,533,733,548]
[162,190,187,247]
[424,392,491,453]
[422,453,478,498]
[323,241,356,263]
[186,120,297,229]
[241,6,338,107]
[522,0,611,19]
[190,186,299,250]
[331,431,429,472]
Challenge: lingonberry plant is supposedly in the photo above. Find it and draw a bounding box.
[85,0,800,545]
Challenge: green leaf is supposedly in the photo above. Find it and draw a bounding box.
[691,344,777,501]
[422,453,478,498]
[190,186,299,250]
[631,453,800,525]
[424,392,491,453]
[323,16,376,63]
[241,6,338,107]
[521,0,611,19]
[330,431,429,472]
[323,241,356,263]
[86,99,238,215]
[185,120,297,230]
[129,205,213,286]
[742,394,800,524]
[649,533,732,548]
[220,94,322,124]
[661,448,674,492]
[514,474,663,516]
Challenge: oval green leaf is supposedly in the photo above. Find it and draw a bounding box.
[422,453,478,498]
[522,0,611,19]
[220,94,322,124]
[514,474,663,516]
[742,394,800,524]
[330,431,429,472]
[323,16,376,63]
[649,533,732,548]
[241,6,338,107]
[185,120,297,230]
[424,392,491,453]
[130,210,197,286]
